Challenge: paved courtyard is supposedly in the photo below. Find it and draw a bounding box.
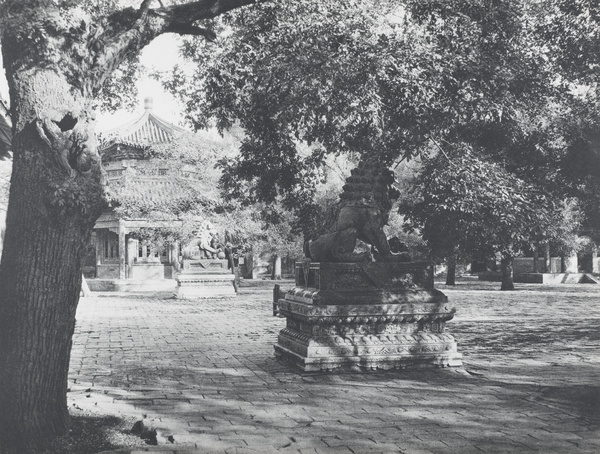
[69,279,600,453]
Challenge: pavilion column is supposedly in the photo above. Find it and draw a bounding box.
[95,230,103,271]
[127,237,138,279]
[532,245,539,273]
[118,220,126,280]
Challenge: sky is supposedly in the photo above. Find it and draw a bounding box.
[97,34,187,132]
[0,34,186,133]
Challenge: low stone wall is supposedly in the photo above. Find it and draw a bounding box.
[516,273,598,284]
[86,278,177,292]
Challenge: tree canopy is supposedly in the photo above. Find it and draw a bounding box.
[158,0,589,250]
[161,0,563,198]
[401,144,580,260]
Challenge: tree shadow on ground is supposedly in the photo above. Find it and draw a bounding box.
[533,384,600,420]
[74,343,600,454]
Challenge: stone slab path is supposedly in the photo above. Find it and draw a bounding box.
[69,279,600,453]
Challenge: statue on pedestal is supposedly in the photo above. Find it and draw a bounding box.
[199,227,224,259]
[275,159,462,372]
[176,224,234,299]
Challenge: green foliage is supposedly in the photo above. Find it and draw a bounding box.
[534,0,600,242]
[251,203,304,256]
[0,112,11,160]
[144,130,235,165]
[163,1,434,204]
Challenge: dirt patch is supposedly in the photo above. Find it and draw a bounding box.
[40,414,145,454]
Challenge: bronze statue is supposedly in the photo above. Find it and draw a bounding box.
[305,160,410,263]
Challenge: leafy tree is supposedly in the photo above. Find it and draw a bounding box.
[0,1,261,451]
[0,102,10,159]
[250,202,303,278]
[163,0,458,208]
[395,1,587,287]
[0,109,9,257]
[402,145,580,290]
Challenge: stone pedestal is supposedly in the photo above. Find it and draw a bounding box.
[175,259,236,299]
[274,261,462,372]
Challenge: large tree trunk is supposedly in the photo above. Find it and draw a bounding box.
[445,255,456,286]
[0,71,105,453]
[0,1,258,450]
[500,254,515,291]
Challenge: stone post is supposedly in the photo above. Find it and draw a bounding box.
[272,254,282,280]
[564,251,578,273]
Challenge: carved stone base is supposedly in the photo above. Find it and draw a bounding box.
[175,274,236,299]
[274,262,462,372]
[182,259,229,274]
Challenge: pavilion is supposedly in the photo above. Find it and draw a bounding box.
[87,98,206,290]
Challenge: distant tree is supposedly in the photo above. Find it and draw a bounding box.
[536,0,600,243]
[0,107,10,159]
[163,0,461,210]
[0,110,9,257]
[401,145,579,290]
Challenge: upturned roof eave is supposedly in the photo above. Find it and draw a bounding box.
[100,109,187,150]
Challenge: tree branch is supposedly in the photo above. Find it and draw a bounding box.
[164,23,217,41]
[139,0,154,13]
[153,0,259,22]
[90,0,264,95]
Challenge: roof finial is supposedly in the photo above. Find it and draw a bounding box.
[144,97,153,111]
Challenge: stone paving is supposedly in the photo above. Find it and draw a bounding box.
[69,279,600,454]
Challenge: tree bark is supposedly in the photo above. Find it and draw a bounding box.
[500,254,515,291]
[0,119,105,453]
[445,255,456,286]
